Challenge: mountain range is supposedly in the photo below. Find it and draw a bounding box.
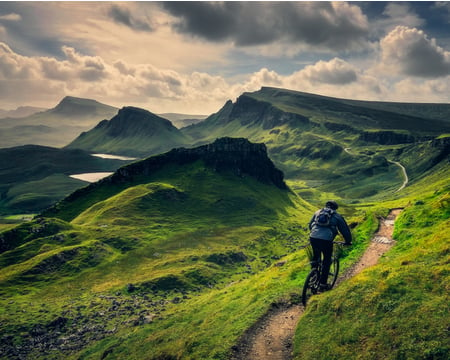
[0,87,448,359]
[0,96,119,148]
[1,87,449,215]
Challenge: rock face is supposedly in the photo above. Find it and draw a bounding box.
[209,95,310,130]
[112,137,287,189]
[358,131,416,145]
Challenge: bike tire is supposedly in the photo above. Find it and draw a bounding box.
[328,257,340,289]
[302,269,319,307]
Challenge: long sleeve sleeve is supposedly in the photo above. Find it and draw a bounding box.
[336,215,352,244]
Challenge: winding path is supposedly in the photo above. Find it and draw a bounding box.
[388,161,409,192]
[231,209,402,360]
[344,147,408,192]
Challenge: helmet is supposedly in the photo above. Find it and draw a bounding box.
[325,200,338,210]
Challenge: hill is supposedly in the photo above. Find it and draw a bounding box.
[0,106,46,118]
[0,96,118,148]
[158,112,207,128]
[182,87,450,202]
[0,137,313,359]
[65,106,190,157]
[0,145,131,214]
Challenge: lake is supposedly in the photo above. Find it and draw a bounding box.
[69,172,113,183]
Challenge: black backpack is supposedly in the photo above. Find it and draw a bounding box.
[315,208,334,227]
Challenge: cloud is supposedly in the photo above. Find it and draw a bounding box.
[108,4,153,32]
[162,2,369,51]
[380,26,450,78]
[300,58,358,85]
[380,3,424,30]
[0,36,447,115]
[0,13,22,21]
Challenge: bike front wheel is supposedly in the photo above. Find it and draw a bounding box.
[328,257,340,289]
[302,269,320,307]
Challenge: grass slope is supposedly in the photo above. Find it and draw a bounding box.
[0,158,322,359]
[293,165,450,360]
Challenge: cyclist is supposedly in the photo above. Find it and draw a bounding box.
[308,200,352,291]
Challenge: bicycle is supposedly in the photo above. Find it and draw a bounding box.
[301,241,346,307]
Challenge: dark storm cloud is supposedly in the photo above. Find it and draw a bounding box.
[162,1,369,51]
[108,4,153,32]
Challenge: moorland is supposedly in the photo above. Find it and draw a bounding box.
[0,87,448,359]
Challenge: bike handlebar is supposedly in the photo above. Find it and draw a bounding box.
[333,241,352,246]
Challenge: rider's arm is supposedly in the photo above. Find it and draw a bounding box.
[308,213,316,230]
[336,215,352,245]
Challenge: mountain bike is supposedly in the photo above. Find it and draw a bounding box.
[301,241,346,307]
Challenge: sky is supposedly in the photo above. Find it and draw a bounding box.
[0,1,449,115]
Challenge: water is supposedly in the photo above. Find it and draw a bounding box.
[69,153,136,183]
[69,172,113,182]
[91,153,136,160]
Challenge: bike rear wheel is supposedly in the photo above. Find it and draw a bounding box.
[302,269,320,307]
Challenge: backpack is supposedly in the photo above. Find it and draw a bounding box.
[315,208,334,227]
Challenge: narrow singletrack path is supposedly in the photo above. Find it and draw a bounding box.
[231,208,402,360]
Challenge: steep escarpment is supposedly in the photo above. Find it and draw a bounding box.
[42,137,287,221]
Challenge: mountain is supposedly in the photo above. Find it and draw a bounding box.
[0,106,46,118]
[0,138,310,359]
[0,96,118,148]
[0,145,132,213]
[182,87,450,201]
[65,106,191,157]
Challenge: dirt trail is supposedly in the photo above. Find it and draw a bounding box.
[231,208,402,360]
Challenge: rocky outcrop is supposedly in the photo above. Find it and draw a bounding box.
[218,95,310,130]
[359,131,416,145]
[111,137,287,189]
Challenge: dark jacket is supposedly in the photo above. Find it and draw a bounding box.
[308,208,352,243]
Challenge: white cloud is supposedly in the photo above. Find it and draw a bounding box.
[0,13,22,21]
[379,26,450,78]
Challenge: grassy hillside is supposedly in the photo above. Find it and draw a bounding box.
[1,88,449,359]
[0,144,326,359]
[294,164,450,360]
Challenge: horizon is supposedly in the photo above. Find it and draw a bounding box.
[0,1,449,114]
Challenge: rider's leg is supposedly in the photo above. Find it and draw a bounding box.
[309,237,322,268]
[319,240,333,286]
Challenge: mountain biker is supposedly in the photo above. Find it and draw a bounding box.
[308,200,352,291]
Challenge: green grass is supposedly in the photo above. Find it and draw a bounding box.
[0,160,320,359]
[293,182,450,360]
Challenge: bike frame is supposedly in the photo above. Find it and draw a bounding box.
[302,241,345,307]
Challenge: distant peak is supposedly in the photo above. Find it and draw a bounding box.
[51,96,117,117]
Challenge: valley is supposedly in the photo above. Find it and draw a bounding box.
[0,87,449,359]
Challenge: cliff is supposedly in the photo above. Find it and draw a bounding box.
[41,137,287,220]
